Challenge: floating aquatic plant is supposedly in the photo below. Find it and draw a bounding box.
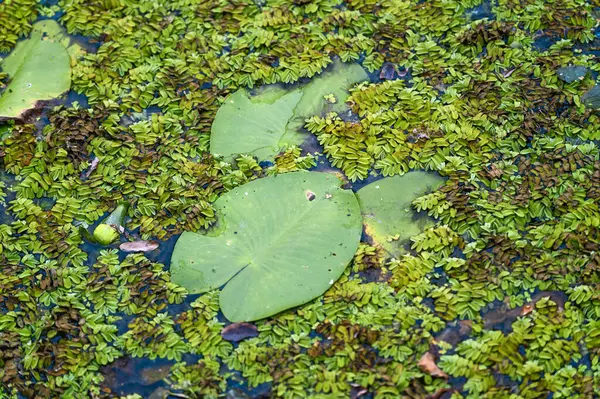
[210,60,367,160]
[0,20,71,118]
[170,171,362,321]
[582,85,600,108]
[356,172,445,257]
[210,87,302,160]
[557,65,588,83]
[0,0,38,53]
[1,0,600,397]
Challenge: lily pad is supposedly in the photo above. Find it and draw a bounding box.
[556,65,587,83]
[210,60,368,160]
[284,60,368,133]
[170,171,362,322]
[0,20,71,119]
[210,88,303,161]
[31,20,85,64]
[356,172,444,257]
[582,85,600,109]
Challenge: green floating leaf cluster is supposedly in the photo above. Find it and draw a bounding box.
[0,250,188,397]
[0,0,38,53]
[1,0,600,397]
[166,357,228,399]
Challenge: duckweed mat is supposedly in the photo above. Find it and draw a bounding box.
[2,0,600,398]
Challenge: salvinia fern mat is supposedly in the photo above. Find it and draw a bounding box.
[1,0,600,398]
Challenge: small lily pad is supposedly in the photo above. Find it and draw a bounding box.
[210,88,303,161]
[170,171,362,322]
[210,60,368,160]
[284,60,368,135]
[356,172,444,257]
[148,387,170,399]
[556,65,587,83]
[582,85,600,109]
[0,20,71,119]
[140,365,172,385]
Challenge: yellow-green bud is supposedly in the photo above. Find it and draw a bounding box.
[93,224,119,245]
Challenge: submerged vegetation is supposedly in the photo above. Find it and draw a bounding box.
[1,0,600,397]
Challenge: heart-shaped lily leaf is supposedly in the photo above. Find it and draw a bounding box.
[356,172,444,257]
[210,60,368,160]
[210,87,303,161]
[0,20,71,119]
[170,171,362,322]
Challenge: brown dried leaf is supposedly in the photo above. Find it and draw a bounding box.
[379,62,396,80]
[488,164,503,178]
[418,352,448,378]
[520,304,534,316]
[428,388,455,399]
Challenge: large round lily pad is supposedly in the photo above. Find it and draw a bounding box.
[0,20,71,119]
[210,60,368,160]
[170,171,362,322]
[356,172,444,257]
